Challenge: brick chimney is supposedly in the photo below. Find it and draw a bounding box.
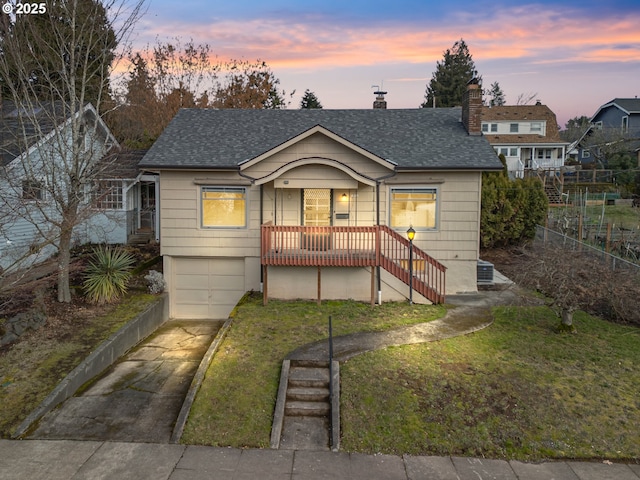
[462,78,482,135]
[373,89,387,109]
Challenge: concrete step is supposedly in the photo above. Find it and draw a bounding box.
[285,400,330,417]
[290,359,329,368]
[287,386,330,402]
[288,366,329,389]
[280,416,330,451]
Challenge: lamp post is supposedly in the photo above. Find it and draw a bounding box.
[407,226,415,304]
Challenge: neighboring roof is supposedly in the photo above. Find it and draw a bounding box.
[0,100,64,167]
[0,100,116,168]
[95,148,148,179]
[139,108,503,171]
[591,98,640,120]
[480,104,566,145]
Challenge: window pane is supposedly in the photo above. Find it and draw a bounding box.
[202,187,246,227]
[390,188,437,229]
[93,180,123,209]
[510,123,519,133]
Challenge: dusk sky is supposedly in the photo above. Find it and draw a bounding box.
[133,0,640,128]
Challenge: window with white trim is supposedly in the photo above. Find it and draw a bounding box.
[93,180,123,209]
[390,187,437,230]
[201,186,247,228]
[510,123,519,133]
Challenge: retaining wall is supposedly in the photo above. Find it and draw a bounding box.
[12,294,169,438]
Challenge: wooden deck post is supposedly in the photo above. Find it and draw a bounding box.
[370,266,375,306]
[317,266,321,306]
[263,265,268,306]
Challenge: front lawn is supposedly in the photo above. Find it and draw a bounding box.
[340,306,640,460]
[180,294,446,447]
[184,297,640,462]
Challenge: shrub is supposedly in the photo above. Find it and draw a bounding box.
[144,270,166,294]
[83,246,135,304]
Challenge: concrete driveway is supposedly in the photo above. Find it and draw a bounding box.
[27,319,223,443]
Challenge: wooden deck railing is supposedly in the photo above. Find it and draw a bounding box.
[261,224,446,303]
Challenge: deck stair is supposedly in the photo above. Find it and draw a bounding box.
[279,360,332,450]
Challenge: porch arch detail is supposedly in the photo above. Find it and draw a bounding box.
[252,157,381,187]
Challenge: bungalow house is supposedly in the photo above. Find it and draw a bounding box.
[481,103,568,178]
[0,100,154,271]
[139,82,504,319]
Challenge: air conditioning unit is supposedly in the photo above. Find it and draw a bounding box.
[477,260,494,285]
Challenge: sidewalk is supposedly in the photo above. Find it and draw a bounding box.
[2,439,639,480]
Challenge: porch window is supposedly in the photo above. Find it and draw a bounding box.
[201,186,246,228]
[390,187,437,229]
[93,180,123,209]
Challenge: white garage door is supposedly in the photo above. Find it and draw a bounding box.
[172,258,245,319]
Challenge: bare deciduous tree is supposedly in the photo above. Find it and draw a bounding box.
[514,241,640,330]
[0,0,147,302]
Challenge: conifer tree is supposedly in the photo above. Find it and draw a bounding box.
[421,39,478,108]
[299,89,323,109]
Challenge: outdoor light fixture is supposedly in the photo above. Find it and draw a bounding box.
[407,226,415,304]
[406,226,415,242]
[341,193,348,202]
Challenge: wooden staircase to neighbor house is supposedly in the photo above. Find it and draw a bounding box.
[127,229,153,245]
[545,183,564,205]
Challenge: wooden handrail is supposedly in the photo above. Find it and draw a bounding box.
[261,224,446,303]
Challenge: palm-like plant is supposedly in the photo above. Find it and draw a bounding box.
[83,246,135,304]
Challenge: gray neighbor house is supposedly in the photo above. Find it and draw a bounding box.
[139,82,504,319]
[569,98,640,167]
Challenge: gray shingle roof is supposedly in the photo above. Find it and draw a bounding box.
[139,108,503,171]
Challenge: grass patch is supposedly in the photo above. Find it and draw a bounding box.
[0,293,158,437]
[180,294,445,447]
[340,306,640,460]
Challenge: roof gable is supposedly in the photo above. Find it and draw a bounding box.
[239,125,396,171]
[591,98,640,121]
[480,104,564,145]
[0,102,117,167]
[140,108,503,172]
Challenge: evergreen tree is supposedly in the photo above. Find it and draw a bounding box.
[421,39,478,108]
[487,81,506,106]
[300,89,323,109]
[480,155,548,248]
[0,0,117,107]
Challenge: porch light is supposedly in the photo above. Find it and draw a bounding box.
[407,226,415,304]
[406,226,415,242]
[341,193,348,202]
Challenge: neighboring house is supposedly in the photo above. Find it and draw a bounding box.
[481,103,568,178]
[80,148,159,246]
[571,98,640,167]
[0,101,153,271]
[139,83,503,319]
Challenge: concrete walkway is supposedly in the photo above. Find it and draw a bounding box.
[2,439,639,479]
[287,288,516,363]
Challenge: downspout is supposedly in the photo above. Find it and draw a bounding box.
[237,168,263,290]
[374,169,397,304]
